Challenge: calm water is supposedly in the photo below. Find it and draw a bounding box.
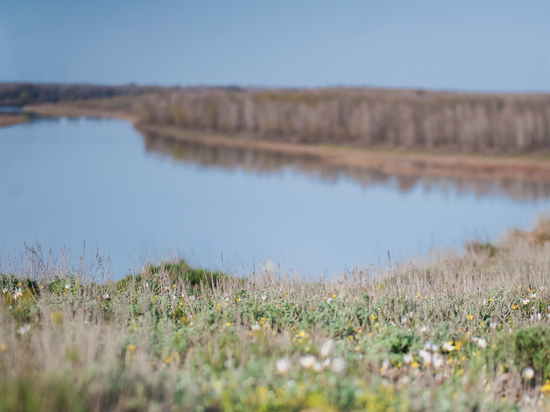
[1,116,550,278]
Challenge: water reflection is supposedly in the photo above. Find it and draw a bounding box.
[143,132,550,202]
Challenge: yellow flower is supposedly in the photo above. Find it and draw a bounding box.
[0,343,7,352]
[297,330,306,338]
[412,361,419,368]
[332,294,336,298]
[178,302,183,306]
[226,322,231,327]
[371,315,376,321]
[467,314,473,320]
[540,380,550,393]
[237,298,241,302]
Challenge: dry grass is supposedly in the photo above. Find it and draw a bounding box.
[2,221,550,411]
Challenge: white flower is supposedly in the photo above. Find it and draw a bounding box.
[476,338,487,349]
[326,298,332,304]
[103,293,110,299]
[299,355,316,369]
[537,313,542,321]
[530,293,537,299]
[276,358,291,376]
[190,296,196,301]
[172,295,176,300]
[322,358,331,368]
[423,342,432,351]
[419,325,427,333]
[442,341,455,352]
[490,322,498,329]
[320,339,335,358]
[401,317,408,324]
[2,288,7,293]
[380,359,390,374]
[432,354,444,369]
[251,324,261,331]
[17,324,31,335]
[330,357,347,373]
[261,295,267,301]
[419,350,432,366]
[65,284,69,290]
[523,299,530,306]
[313,361,324,373]
[523,367,535,380]
[403,354,413,364]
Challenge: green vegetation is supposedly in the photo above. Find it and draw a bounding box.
[2,220,550,411]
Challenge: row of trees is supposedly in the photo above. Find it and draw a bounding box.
[0,83,161,106]
[136,87,550,154]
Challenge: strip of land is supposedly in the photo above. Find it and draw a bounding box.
[20,102,550,183]
[0,113,31,128]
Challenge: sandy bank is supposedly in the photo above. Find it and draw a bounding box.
[137,124,550,183]
[24,103,138,123]
[0,113,31,128]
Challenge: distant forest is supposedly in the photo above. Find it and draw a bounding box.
[3,83,550,154]
[0,83,160,106]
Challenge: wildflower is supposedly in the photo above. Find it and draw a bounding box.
[299,355,316,369]
[0,343,6,352]
[2,288,7,294]
[433,354,444,369]
[320,339,335,358]
[530,293,537,299]
[537,313,542,321]
[65,284,69,290]
[261,294,267,301]
[190,296,196,301]
[313,361,324,373]
[380,359,390,374]
[419,325,427,333]
[103,293,110,299]
[251,324,261,331]
[171,295,176,300]
[17,324,31,335]
[490,322,498,329]
[476,338,487,349]
[226,322,231,327]
[523,367,535,380]
[276,358,291,376]
[419,350,432,367]
[523,299,529,306]
[326,298,332,304]
[442,341,455,352]
[541,380,550,394]
[403,354,413,364]
[467,314,473,320]
[330,357,347,373]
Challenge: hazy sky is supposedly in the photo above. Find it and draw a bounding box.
[1,0,549,91]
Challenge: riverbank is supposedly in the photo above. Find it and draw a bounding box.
[1,219,550,411]
[21,102,550,183]
[0,113,31,128]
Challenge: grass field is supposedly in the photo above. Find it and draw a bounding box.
[2,220,550,411]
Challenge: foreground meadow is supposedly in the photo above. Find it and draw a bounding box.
[2,220,550,411]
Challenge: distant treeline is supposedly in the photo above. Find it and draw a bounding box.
[0,83,161,106]
[4,83,550,154]
[136,87,550,154]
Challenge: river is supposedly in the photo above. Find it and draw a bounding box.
[1,115,549,278]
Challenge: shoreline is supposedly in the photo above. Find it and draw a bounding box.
[0,113,32,128]
[22,102,550,183]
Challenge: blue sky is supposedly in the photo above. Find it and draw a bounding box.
[1,0,549,91]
